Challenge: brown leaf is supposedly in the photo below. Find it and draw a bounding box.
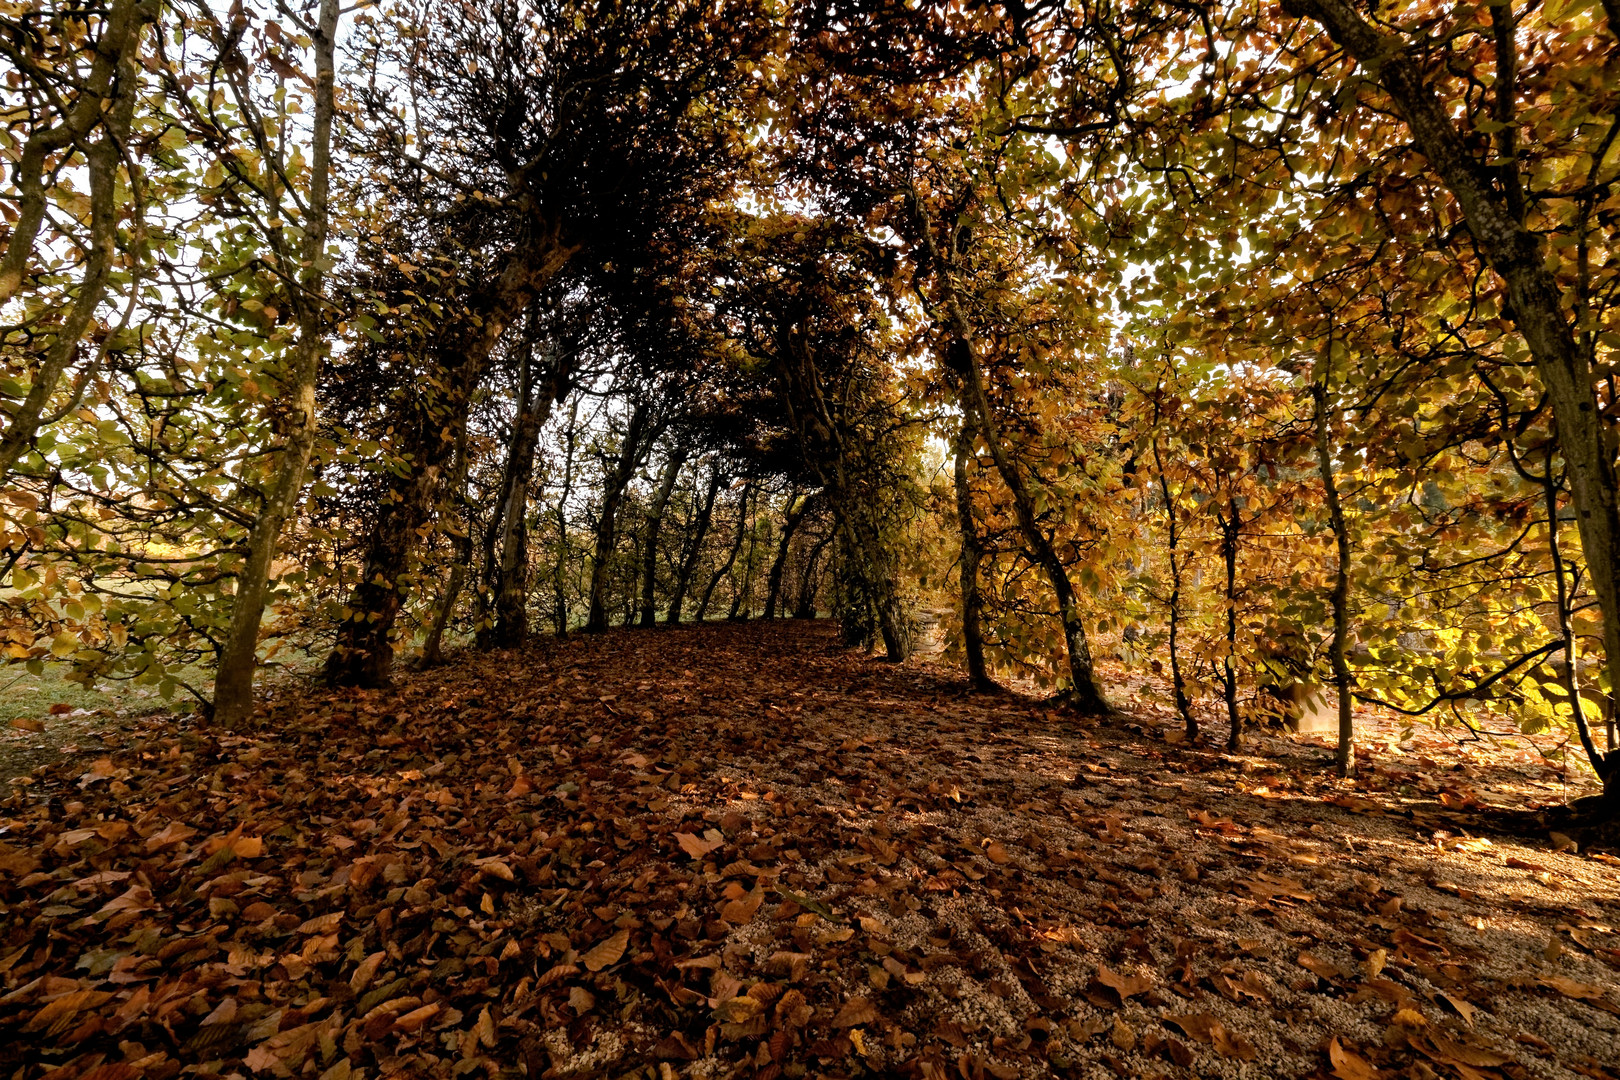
[719,881,765,924]
[1111,1016,1136,1052]
[1097,963,1152,1000]
[1163,1013,1220,1044]
[582,928,628,972]
[10,717,44,733]
[1212,1022,1257,1061]
[24,988,113,1035]
[349,951,385,993]
[833,996,877,1027]
[675,829,723,859]
[1329,1035,1381,1080]
[984,840,1011,865]
[1298,951,1346,981]
[1439,992,1475,1027]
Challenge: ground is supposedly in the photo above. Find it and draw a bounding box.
[1,620,1618,1080]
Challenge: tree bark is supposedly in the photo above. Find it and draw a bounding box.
[668,463,722,624]
[585,402,650,633]
[1311,353,1356,777]
[795,530,834,618]
[214,0,338,728]
[770,335,909,660]
[952,422,993,690]
[551,399,580,636]
[639,446,689,626]
[1293,0,1620,767]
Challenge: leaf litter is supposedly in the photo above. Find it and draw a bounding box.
[1,620,1618,1079]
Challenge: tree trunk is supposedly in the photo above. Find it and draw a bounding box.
[490,345,566,648]
[764,490,810,620]
[1311,354,1356,777]
[323,236,576,687]
[1150,436,1194,739]
[1219,499,1242,751]
[420,422,471,668]
[552,400,580,636]
[697,483,752,623]
[639,447,689,626]
[585,402,650,633]
[795,530,834,618]
[1296,0,1620,773]
[952,422,993,691]
[1544,449,1616,798]
[911,195,1105,709]
[729,504,764,621]
[770,337,909,660]
[213,0,337,728]
[669,463,722,624]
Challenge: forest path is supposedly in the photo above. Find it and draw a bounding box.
[1,620,1618,1080]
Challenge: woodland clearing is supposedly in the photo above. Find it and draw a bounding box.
[1,620,1617,1080]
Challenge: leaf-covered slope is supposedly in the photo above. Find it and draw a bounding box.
[1,621,1617,1079]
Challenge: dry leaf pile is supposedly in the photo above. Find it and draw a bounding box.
[2,621,1618,1080]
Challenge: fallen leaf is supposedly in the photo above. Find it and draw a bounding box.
[1329,1035,1381,1080]
[582,928,628,972]
[833,997,877,1027]
[675,829,723,859]
[1097,963,1152,1000]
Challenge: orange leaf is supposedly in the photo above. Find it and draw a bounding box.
[582,928,628,972]
[1329,1036,1380,1080]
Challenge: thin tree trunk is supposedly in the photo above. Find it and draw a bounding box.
[1219,500,1242,751]
[1151,436,1194,739]
[697,483,751,622]
[214,0,337,727]
[668,463,722,624]
[586,402,650,633]
[1311,359,1356,777]
[552,400,579,636]
[764,490,809,620]
[639,447,689,626]
[420,422,471,668]
[796,530,834,618]
[0,1,149,462]
[911,195,1106,710]
[490,346,565,647]
[729,502,764,621]
[952,422,993,690]
[1544,448,1615,799]
[1296,0,1620,767]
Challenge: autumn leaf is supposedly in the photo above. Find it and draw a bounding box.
[582,928,628,972]
[1329,1035,1381,1080]
[719,881,765,924]
[674,829,724,859]
[1096,963,1152,1001]
[833,997,877,1027]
